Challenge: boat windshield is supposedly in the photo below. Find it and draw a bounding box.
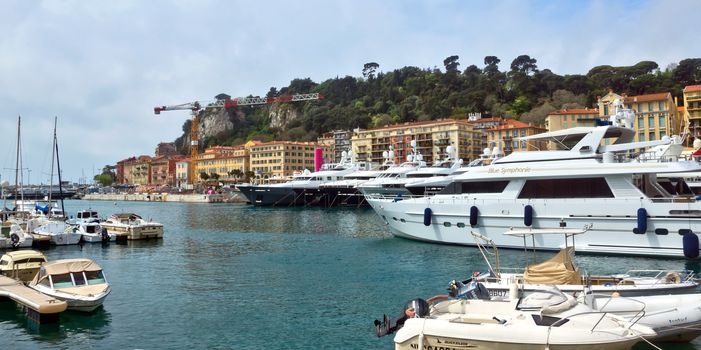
[516,287,570,310]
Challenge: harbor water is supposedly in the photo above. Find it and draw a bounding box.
[1,200,699,349]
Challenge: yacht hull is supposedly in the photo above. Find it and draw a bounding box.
[237,185,297,206]
[367,196,701,258]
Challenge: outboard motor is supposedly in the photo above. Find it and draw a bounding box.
[448,279,491,300]
[373,298,429,337]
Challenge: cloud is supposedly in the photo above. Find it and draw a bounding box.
[0,0,699,182]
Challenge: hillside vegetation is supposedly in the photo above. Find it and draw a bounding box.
[175,56,701,154]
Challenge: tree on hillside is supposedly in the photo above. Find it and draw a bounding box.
[363,62,380,79]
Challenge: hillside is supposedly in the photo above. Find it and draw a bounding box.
[175,56,701,154]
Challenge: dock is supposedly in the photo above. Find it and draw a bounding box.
[0,275,67,323]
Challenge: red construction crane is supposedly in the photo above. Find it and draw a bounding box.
[154,92,322,184]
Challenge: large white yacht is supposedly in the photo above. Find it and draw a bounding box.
[317,152,397,207]
[366,101,701,258]
[237,151,367,206]
[358,140,427,197]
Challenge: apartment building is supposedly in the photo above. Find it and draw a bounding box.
[318,130,353,163]
[118,155,152,185]
[545,108,600,131]
[196,143,253,183]
[351,119,481,165]
[487,119,547,154]
[150,155,183,186]
[684,85,701,139]
[598,91,678,142]
[175,158,190,188]
[249,141,331,180]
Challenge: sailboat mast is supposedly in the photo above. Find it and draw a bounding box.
[48,117,56,217]
[54,117,66,215]
[14,116,22,208]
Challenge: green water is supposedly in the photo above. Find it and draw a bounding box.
[0,200,697,349]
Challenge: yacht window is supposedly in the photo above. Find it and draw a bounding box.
[51,273,74,288]
[0,260,7,266]
[440,181,509,195]
[518,178,613,198]
[72,272,86,286]
[85,270,106,285]
[457,223,466,228]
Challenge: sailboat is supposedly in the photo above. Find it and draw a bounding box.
[30,117,80,245]
[0,116,34,248]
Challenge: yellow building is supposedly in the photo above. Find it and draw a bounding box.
[545,108,600,131]
[351,119,481,165]
[196,144,253,184]
[249,141,331,181]
[175,158,190,188]
[598,91,678,142]
[684,85,701,139]
[487,119,547,154]
[121,156,151,185]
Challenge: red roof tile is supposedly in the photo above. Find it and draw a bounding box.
[624,92,671,103]
[549,108,599,115]
[685,85,701,92]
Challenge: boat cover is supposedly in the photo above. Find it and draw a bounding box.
[523,248,582,285]
[41,259,103,275]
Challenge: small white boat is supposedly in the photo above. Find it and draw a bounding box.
[0,223,34,248]
[377,286,655,350]
[74,221,113,243]
[29,258,110,312]
[464,228,698,298]
[581,290,701,342]
[32,221,81,245]
[100,213,163,240]
[0,250,47,282]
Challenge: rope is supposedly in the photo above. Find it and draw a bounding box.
[636,335,662,350]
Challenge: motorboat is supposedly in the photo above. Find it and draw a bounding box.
[0,223,34,248]
[0,250,47,282]
[29,258,110,312]
[31,221,81,245]
[358,141,427,197]
[237,151,367,206]
[73,220,113,243]
[376,286,655,350]
[580,290,701,343]
[100,213,164,240]
[366,100,701,258]
[461,228,699,298]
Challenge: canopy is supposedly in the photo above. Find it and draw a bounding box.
[41,259,103,275]
[523,248,582,285]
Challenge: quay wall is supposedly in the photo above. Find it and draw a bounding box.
[82,192,247,203]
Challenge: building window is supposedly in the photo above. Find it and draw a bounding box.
[648,116,654,128]
[649,133,656,141]
[658,116,666,128]
[639,132,645,141]
[637,117,643,129]
[658,101,664,111]
[647,102,653,111]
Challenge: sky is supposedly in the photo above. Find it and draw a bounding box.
[0,0,699,185]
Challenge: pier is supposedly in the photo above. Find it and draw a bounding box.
[0,275,67,323]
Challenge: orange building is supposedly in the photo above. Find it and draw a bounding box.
[487,119,547,154]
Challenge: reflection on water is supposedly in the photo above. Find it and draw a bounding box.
[0,301,110,345]
[2,200,700,349]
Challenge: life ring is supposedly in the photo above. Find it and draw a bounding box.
[10,233,20,247]
[665,271,682,284]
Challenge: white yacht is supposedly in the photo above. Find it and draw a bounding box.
[317,148,398,207]
[406,147,503,196]
[358,140,427,197]
[366,101,701,258]
[237,151,367,206]
[367,145,463,198]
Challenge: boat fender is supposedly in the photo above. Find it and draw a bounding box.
[101,228,110,242]
[423,208,432,226]
[665,271,682,284]
[633,208,647,234]
[469,206,478,227]
[10,233,20,247]
[524,205,533,227]
[683,232,700,259]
